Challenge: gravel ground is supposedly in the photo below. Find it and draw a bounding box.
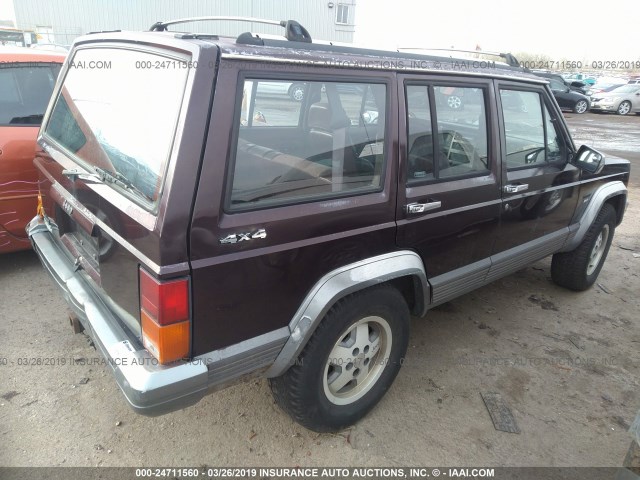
[0,112,638,468]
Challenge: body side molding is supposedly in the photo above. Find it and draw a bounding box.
[266,251,429,378]
[429,258,490,307]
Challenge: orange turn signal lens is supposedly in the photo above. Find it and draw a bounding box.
[141,310,190,364]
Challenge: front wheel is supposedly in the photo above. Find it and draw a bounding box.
[574,100,589,114]
[269,285,410,432]
[551,203,616,291]
[617,101,632,115]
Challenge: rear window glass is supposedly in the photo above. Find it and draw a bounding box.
[0,63,61,126]
[44,48,189,209]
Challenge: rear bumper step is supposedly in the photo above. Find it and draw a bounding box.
[26,216,209,416]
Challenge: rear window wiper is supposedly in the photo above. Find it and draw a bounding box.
[62,168,103,183]
[94,167,151,201]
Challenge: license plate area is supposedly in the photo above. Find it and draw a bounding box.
[55,204,102,284]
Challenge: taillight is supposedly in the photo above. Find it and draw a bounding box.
[139,267,190,364]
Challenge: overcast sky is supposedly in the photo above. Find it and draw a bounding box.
[354,0,639,61]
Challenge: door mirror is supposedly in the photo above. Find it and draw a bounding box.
[574,145,604,174]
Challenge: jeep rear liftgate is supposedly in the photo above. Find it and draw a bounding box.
[28,34,218,413]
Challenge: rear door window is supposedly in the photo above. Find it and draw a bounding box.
[43,48,189,209]
[0,63,61,126]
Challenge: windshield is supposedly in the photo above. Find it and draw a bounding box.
[0,63,61,125]
[44,47,189,208]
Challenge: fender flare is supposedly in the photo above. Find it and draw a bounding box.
[561,180,627,252]
[265,251,428,377]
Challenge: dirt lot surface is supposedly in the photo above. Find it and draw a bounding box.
[1,112,639,468]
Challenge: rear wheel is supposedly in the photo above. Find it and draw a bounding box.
[617,101,632,115]
[574,100,588,114]
[269,285,410,432]
[551,204,616,291]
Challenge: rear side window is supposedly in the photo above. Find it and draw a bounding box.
[229,79,387,211]
[44,48,189,209]
[0,63,61,126]
[500,89,565,168]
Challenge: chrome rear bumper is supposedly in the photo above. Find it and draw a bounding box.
[27,216,209,415]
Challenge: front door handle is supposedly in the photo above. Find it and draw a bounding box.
[504,183,529,193]
[406,201,442,214]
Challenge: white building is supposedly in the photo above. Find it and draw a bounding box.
[7,0,356,46]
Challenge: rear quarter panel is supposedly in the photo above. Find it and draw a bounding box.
[189,62,399,355]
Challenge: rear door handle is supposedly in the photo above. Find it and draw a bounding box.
[406,201,442,214]
[504,183,529,193]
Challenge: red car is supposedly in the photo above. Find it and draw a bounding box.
[0,47,64,253]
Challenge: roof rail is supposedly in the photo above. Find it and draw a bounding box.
[397,48,520,68]
[149,16,312,43]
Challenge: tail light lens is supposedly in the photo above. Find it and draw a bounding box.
[139,267,190,364]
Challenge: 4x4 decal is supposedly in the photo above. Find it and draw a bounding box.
[219,228,267,245]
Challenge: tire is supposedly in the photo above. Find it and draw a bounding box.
[617,101,632,115]
[288,83,305,102]
[551,203,616,291]
[269,285,410,432]
[574,100,589,114]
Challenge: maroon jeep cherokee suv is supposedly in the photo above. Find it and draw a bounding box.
[27,18,629,432]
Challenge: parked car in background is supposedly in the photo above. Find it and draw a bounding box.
[532,71,592,96]
[547,77,590,113]
[255,80,308,102]
[436,86,466,109]
[0,47,65,253]
[30,43,70,53]
[563,72,596,85]
[590,84,640,115]
[567,81,592,96]
[590,82,627,96]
